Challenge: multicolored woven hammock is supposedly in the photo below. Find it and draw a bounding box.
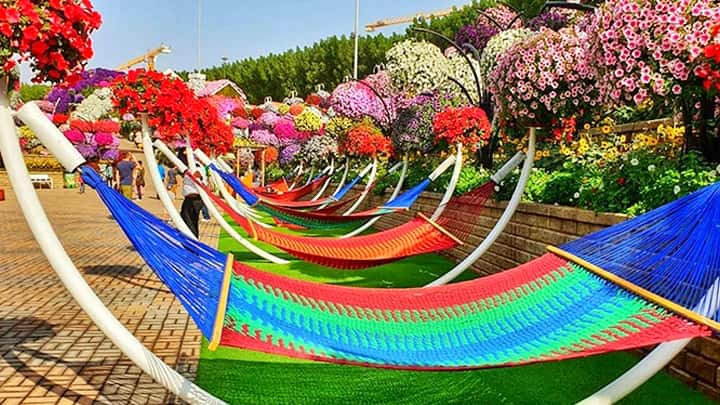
[80,168,719,370]
[254,177,289,194]
[255,179,438,230]
[255,174,329,202]
[194,176,490,269]
[213,164,366,210]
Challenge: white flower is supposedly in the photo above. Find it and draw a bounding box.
[716,164,720,175]
[622,154,628,161]
[673,185,681,195]
[386,40,450,95]
[630,158,639,166]
[573,192,580,199]
[479,29,534,85]
[647,164,656,172]
[494,185,500,192]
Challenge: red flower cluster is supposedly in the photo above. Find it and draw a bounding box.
[69,119,120,134]
[52,114,68,125]
[111,69,233,154]
[696,24,720,92]
[551,117,576,143]
[341,121,393,158]
[0,0,102,83]
[250,107,264,119]
[432,106,492,152]
[305,94,322,106]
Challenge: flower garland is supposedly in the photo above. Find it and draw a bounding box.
[0,0,102,82]
[588,0,720,105]
[479,28,534,86]
[489,28,600,135]
[341,120,393,158]
[385,40,450,96]
[433,106,491,152]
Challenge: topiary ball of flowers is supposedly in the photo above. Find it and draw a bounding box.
[385,40,450,96]
[433,106,492,153]
[479,28,534,86]
[279,143,301,166]
[588,0,720,105]
[294,108,323,132]
[301,135,338,166]
[340,120,393,158]
[250,129,280,148]
[489,27,600,138]
[444,52,482,104]
[0,0,102,83]
[330,81,390,125]
[111,69,233,154]
[391,93,443,155]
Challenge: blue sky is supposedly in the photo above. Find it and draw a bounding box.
[77,1,466,74]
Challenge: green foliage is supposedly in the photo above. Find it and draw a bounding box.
[18,84,50,102]
[407,2,486,47]
[265,165,285,182]
[199,34,402,103]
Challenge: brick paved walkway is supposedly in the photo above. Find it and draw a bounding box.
[0,187,218,404]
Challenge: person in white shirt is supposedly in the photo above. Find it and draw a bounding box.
[178,150,205,237]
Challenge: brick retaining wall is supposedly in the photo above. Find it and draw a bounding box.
[361,188,720,401]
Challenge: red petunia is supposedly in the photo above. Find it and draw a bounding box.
[432,106,492,152]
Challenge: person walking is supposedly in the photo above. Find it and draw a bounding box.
[178,150,204,237]
[116,152,136,199]
[135,160,146,200]
[166,166,178,199]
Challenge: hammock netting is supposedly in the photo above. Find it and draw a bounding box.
[563,181,720,324]
[255,174,328,202]
[195,177,462,269]
[255,180,432,230]
[211,163,364,210]
[80,167,718,370]
[254,177,290,194]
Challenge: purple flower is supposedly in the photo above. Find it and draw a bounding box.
[100,148,120,161]
[455,23,499,53]
[279,143,300,166]
[75,144,98,159]
[527,11,569,31]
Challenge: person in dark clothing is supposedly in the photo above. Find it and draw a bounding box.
[177,149,203,237]
[135,160,146,200]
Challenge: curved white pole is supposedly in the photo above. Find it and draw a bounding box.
[288,161,303,190]
[341,156,408,238]
[141,126,196,239]
[311,159,335,201]
[192,149,264,221]
[329,159,351,198]
[430,142,464,221]
[578,278,720,404]
[303,167,316,186]
[0,104,226,405]
[185,136,197,173]
[343,157,378,215]
[426,128,536,287]
[157,144,288,264]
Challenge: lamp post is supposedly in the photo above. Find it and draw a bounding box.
[353,0,360,79]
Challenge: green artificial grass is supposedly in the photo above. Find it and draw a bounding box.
[196,217,712,405]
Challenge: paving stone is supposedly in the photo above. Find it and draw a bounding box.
[0,188,218,404]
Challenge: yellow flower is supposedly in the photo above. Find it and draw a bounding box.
[601,125,611,134]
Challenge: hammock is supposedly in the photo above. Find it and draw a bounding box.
[254,177,289,194]
[255,174,329,202]
[212,162,373,210]
[192,173,494,269]
[78,167,716,369]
